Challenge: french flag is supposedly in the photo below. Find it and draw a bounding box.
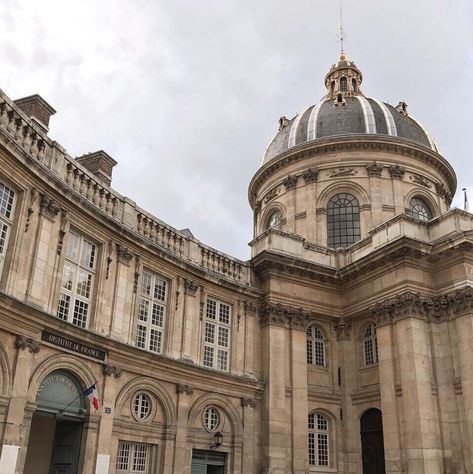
[83,383,99,411]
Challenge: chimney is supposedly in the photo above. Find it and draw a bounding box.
[14,94,56,132]
[76,150,118,187]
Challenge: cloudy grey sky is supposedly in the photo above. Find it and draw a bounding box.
[1,0,472,259]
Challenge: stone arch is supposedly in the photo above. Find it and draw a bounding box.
[404,188,439,218]
[28,354,96,402]
[317,180,369,210]
[114,377,176,427]
[0,340,12,396]
[188,393,243,437]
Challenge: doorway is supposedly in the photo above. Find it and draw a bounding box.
[23,370,86,474]
[191,450,226,474]
[360,408,386,474]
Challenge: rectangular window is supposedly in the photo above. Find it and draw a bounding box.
[135,270,168,354]
[56,231,96,328]
[203,298,231,371]
[116,442,150,474]
[0,182,15,277]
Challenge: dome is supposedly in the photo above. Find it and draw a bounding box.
[262,54,438,166]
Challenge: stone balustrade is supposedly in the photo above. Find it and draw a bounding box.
[0,88,251,285]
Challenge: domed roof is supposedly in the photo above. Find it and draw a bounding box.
[262,54,438,166]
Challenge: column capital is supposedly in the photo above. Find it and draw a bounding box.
[15,335,40,353]
[176,384,194,395]
[259,301,310,330]
[241,397,257,408]
[103,364,122,378]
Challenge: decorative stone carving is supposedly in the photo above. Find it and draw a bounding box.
[185,279,199,296]
[453,377,462,395]
[388,165,405,179]
[254,201,261,214]
[133,255,141,293]
[39,194,60,221]
[176,384,194,395]
[394,384,402,397]
[333,319,352,340]
[370,286,473,326]
[241,398,257,408]
[302,168,319,183]
[435,182,452,204]
[282,175,298,190]
[25,187,39,233]
[106,240,113,279]
[329,167,357,178]
[366,162,383,177]
[410,174,431,188]
[278,116,289,130]
[57,209,69,256]
[244,301,257,314]
[117,245,134,266]
[259,301,311,330]
[15,335,40,353]
[264,188,278,204]
[103,364,122,378]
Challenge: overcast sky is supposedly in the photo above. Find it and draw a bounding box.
[1,0,472,259]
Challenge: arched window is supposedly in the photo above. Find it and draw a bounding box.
[308,412,330,466]
[306,326,326,367]
[266,210,283,230]
[340,76,348,91]
[330,81,335,94]
[352,78,357,92]
[327,193,361,248]
[408,197,432,222]
[363,323,378,366]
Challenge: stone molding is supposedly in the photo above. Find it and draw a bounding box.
[176,384,194,395]
[39,194,60,221]
[329,167,357,178]
[259,301,311,330]
[244,301,257,314]
[388,165,406,179]
[333,319,352,340]
[15,335,40,353]
[366,162,384,177]
[184,279,199,296]
[241,397,257,408]
[370,286,473,326]
[25,187,39,232]
[435,182,452,204]
[103,364,122,378]
[282,174,298,190]
[302,168,319,183]
[117,244,134,266]
[410,174,431,188]
[264,187,278,204]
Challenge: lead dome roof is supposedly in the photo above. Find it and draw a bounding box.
[262,54,438,166]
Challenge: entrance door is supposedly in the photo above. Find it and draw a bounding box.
[191,450,226,474]
[360,408,386,474]
[50,420,83,474]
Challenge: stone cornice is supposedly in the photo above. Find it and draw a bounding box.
[370,286,473,326]
[259,301,311,330]
[248,135,456,207]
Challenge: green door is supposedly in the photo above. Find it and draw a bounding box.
[49,420,82,474]
[191,450,225,474]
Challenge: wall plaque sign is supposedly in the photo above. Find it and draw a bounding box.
[41,330,106,361]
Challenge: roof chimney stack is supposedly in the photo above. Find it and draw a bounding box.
[14,94,56,132]
[76,150,118,187]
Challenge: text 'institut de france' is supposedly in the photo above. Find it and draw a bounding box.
[0,51,472,474]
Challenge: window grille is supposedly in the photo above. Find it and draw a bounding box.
[327,193,361,248]
[363,323,378,365]
[57,231,96,328]
[0,182,15,277]
[306,326,326,367]
[308,412,330,466]
[203,406,220,432]
[203,298,231,371]
[407,197,432,222]
[132,393,151,420]
[116,442,150,474]
[340,76,348,91]
[267,211,283,230]
[135,271,168,353]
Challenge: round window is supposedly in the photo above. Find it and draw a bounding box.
[267,211,283,230]
[203,406,220,432]
[132,392,151,420]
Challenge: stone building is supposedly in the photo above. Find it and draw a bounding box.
[0,52,471,474]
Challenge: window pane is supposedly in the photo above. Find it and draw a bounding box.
[0,223,8,255]
[327,193,361,248]
[80,239,96,269]
[72,299,88,328]
[57,293,70,321]
[207,299,217,319]
[0,183,14,219]
[153,278,166,301]
[136,325,146,349]
[141,272,152,296]
[203,346,214,367]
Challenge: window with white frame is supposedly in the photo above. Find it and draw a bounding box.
[308,412,330,467]
[116,442,150,474]
[57,231,96,328]
[132,393,151,421]
[203,298,231,371]
[0,182,15,277]
[306,325,326,367]
[363,322,378,366]
[135,270,168,353]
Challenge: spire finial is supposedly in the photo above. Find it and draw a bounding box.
[338,0,345,54]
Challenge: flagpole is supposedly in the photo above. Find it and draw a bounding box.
[60,379,100,413]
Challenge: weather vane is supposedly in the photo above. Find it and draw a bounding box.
[337,0,345,54]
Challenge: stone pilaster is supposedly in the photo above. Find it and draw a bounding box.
[172,384,193,473]
[241,398,257,474]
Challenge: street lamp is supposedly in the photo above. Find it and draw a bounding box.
[211,431,223,450]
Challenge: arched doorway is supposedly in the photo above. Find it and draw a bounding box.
[360,408,386,474]
[24,370,87,474]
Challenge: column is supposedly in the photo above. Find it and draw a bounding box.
[290,322,308,473]
[172,384,193,473]
[94,366,121,474]
[241,398,257,474]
